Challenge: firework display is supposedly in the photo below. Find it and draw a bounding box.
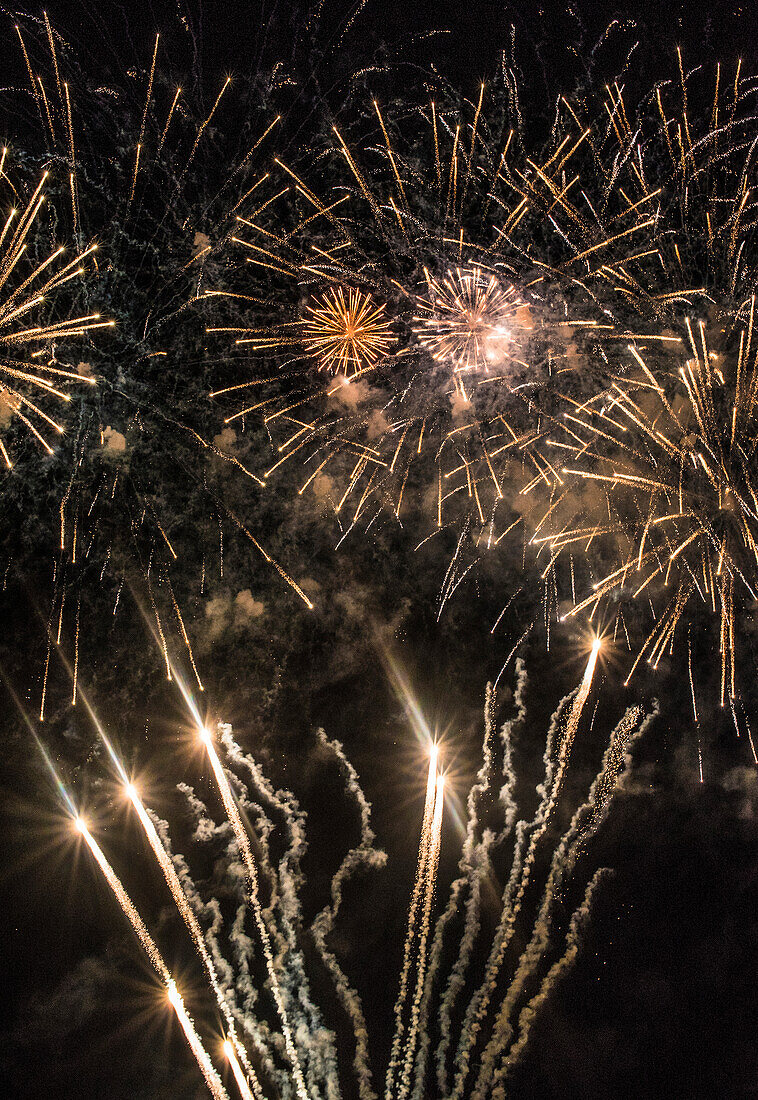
[2,7,758,1099]
[30,646,651,1099]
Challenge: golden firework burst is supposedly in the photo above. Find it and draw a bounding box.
[302,286,394,376]
[539,312,758,703]
[0,170,113,468]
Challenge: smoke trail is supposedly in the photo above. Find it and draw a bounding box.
[199,725,310,1100]
[430,671,525,1097]
[384,745,439,1098]
[397,774,445,1100]
[77,821,229,1100]
[489,868,615,1097]
[219,725,341,1100]
[310,730,387,1100]
[471,703,651,1097]
[127,786,264,1098]
[451,642,601,1097]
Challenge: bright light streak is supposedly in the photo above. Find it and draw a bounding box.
[126,782,262,1097]
[398,773,445,1099]
[386,748,442,1098]
[224,1040,255,1100]
[167,981,230,1100]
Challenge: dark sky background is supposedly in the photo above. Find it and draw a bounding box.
[1,1,758,1098]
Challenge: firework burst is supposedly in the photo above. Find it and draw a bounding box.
[0,167,111,469]
[413,266,521,375]
[540,311,758,706]
[206,80,656,542]
[302,286,394,376]
[520,54,758,706]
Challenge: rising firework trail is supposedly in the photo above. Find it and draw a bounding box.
[75,818,230,1100]
[224,1040,256,1100]
[126,783,263,1098]
[198,724,309,1100]
[450,639,601,1097]
[385,745,439,1099]
[398,773,445,1100]
[167,980,231,1100]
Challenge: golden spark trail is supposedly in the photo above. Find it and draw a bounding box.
[397,774,445,1100]
[199,727,309,1100]
[76,821,230,1099]
[555,638,601,773]
[385,746,439,1099]
[76,817,169,979]
[126,785,263,1098]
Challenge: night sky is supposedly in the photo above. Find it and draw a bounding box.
[1,1,758,1098]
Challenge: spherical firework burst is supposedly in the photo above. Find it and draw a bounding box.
[413,265,521,374]
[302,286,394,376]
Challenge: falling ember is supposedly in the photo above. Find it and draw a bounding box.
[414,267,521,373]
[199,725,310,1100]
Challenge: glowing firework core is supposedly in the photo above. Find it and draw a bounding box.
[414,267,520,373]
